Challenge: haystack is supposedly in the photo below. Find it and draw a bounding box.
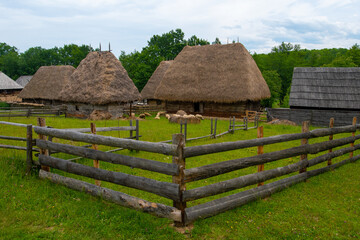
[154,43,270,117]
[59,51,141,116]
[19,66,74,104]
[0,71,23,93]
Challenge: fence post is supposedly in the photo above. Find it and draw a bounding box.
[172,134,186,227]
[184,120,187,141]
[91,123,101,186]
[129,120,133,139]
[232,116,235,133]
[228,117,232,133]
[328,118,334,166]
[26,124,33,174]
[350,117,357,159]
[213,118,217,139]
[37,117,50,172]
[299,121,310,174]
[244,117,248,130]
[257,126,264,186]
[136,119,139,141]
[211,118,213,136]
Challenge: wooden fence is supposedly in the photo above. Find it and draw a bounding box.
[25,117,359,226]
[0,106,67,118]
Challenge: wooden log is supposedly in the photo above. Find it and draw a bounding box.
[257,126,264,186]
[184,125,357,158]
[0,135,27,141]
[184,135,360,182]
[39,155,180,201]
[91,123,101,186]
[328,118,334,166]
[37,118,50,172]
[0,144,27,151]
[185,173,308,224]
[26,124,33,174]
[33,126,177,156]
[0,121,28,127]
[172,134,186,227]
[213,118,217,138]
[63,126,136,133]
[129,120,133,139]
[136,119,139,141]
[36,140,178,176]
[299,121,309,174]
[39,170,181,221]
[186,134,213,141]
[350,117,357,158]
[183,159,308,201]
[215,131,229,138]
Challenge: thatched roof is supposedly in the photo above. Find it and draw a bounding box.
[60,51,140,105]
[16,75,33,87]
[290,67,360,109]
[154,43,270,103]
[19,66,75,100]
[0,72,23,90]
[141,60,173,99]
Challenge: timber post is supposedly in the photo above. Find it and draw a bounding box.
[37,118,50,172]
[328,118,334,166]
[257,126,264,186]
[136,119,139,141]
[172,133,186,226]
[350,117,357,158]
[213,118,217,139]
[210,118,213,137]
[26,124,33,174]
[129,120,133,139]
[91,123,101,186]
[299,121,310,174]
[232,116,235,133]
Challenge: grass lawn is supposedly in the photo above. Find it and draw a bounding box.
[0,116,359,239]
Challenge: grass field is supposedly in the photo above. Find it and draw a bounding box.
[0,116,359,239]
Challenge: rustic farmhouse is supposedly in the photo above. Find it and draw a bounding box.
[153,43,271,117]
[19,65,75,105]
[141,60,173,107]
[268,67,360,126]
[59,51,141,117]
[0,71,23,94]
[15,75,33,87]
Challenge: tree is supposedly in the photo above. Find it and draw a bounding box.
[213,37,221,45]
[347,43,360,66]
[260,70,282,107]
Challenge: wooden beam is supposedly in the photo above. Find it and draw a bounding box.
[328,118,334,166]
[37,118,49,172]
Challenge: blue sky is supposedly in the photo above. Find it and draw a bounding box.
[1,0,360,56]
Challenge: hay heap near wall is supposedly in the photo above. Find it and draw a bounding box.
[141,60,173,106]
[18,66,75,105]
[59,51,141,117]
[154,43,270,117]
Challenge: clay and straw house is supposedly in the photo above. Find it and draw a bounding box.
[140,60,173,107]
[153,43,271,117]
[18,65,75,105]
[0,71,23,94]
[59,51,141,117]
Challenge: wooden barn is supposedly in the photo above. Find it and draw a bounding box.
[15,75,33,87]
[59,51,141,117]
[153,43,270,117]
[0,71,23,94]
[19,66,75,105]
[268,67,360,126]
[140,60,173,107]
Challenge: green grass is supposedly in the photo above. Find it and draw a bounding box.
[0,116,359,239]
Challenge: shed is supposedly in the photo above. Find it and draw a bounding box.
[154,43,270,117]
[15,75,33,87]
[59,51,141,117]
[0,71,23,93]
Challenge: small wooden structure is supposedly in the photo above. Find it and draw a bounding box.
[154,43,270,117]
[0,71,23,94]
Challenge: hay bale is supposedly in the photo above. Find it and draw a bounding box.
[195,114,204,120]
[268,119,297,126]
[139,113,146,119]
[183,115,200,124]
[176,110,187,116]
[154,116,160,120]
[165,114,171,119]
[130,113,136,119]
[169,114,200,124]
[144,112,151,116]
[89,110,113,120]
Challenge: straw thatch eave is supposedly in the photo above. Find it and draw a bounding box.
[18,66,75,100]
[16,75,33,87]
[154,43,270,103]
[60,51,141,105]
[141,60,173,99]
[0,72,23,90]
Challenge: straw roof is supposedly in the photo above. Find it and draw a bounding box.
[290,67,360,109]
[60,51,141,105]
[15,75,33,87]
[19,66,75,100]
[154,43,270,103]
[0,72,23,90]
[141,60,173,99]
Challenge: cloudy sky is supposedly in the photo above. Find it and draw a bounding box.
[1,0,360,56]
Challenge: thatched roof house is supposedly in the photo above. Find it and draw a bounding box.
[16,75,33,87]
[0,71,23,93]
[19,66,75,104]
[141,60,173,106]
[290,67,360,110]
[154,43,270,116]
[60,51,141,116]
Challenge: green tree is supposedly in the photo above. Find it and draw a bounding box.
[347,43,360,66]
[213,37,221,44]
[260,70,282,107]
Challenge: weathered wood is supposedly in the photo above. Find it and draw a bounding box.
[129,120,133,139]
[36,140,179,176]
[257,126,264,186]
[0,135,27,141]
[39,170,181,221]
[299,121,309,173]
[328,118,334,165]
[33,126,177,156]
[63,126,136,133]
[37,118,50,172]
[213,118,217,138]
[184,135,360,182]
[39,155,180,201]
[183,159,308,201]
[350,117,357,158]
[211,118,213,135]
[0,144,27,151]
[172,134,186,226]
[91,123,101,186]
[186,134,213,142]
[136,119,139,141]
[0,121,28,127]
[26,124,33,174]
[184,125,357,158]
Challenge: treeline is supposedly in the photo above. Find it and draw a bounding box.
[1,28,360,108]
